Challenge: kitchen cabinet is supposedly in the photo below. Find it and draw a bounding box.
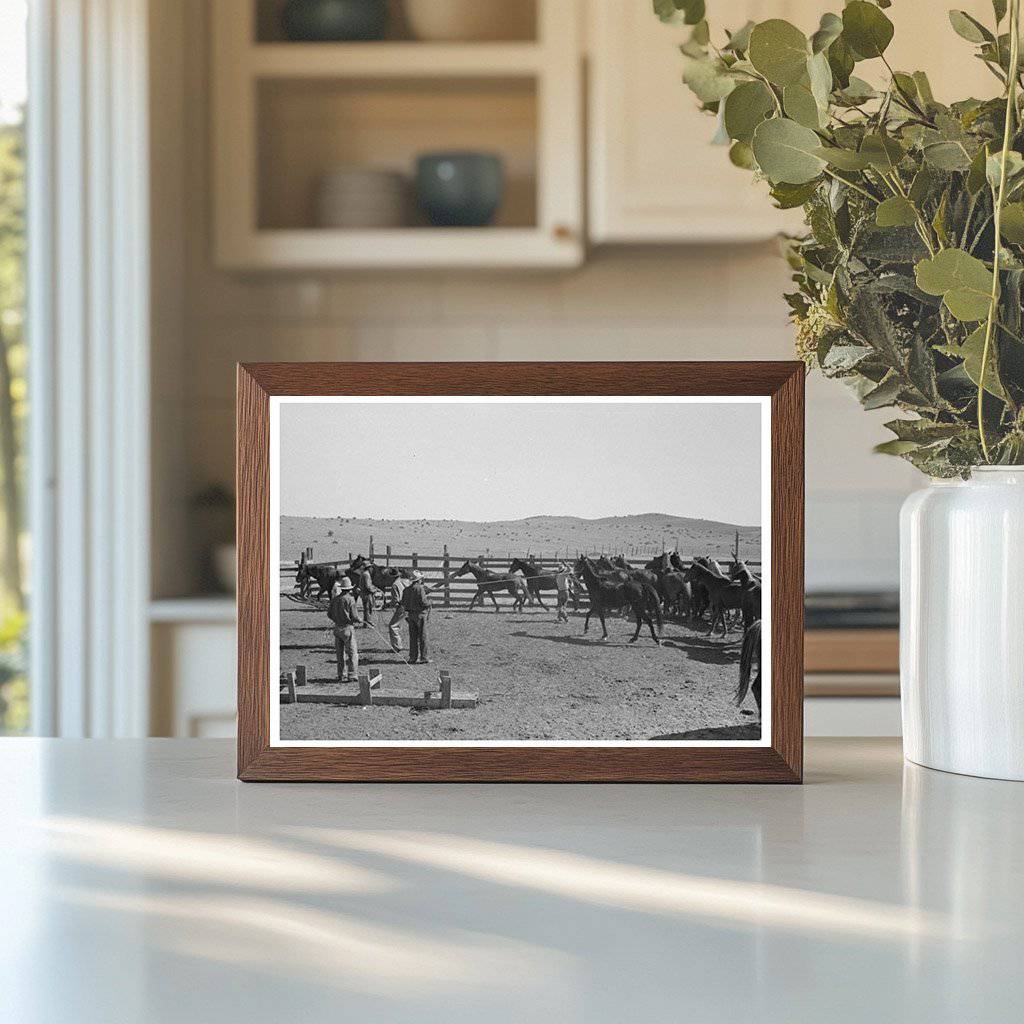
[212,0,583,269]
[587,0,999,244]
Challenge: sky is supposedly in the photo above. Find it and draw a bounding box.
[278,398,764,526]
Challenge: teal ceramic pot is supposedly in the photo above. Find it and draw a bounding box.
[415,152,505,227]
[281,0,388,42]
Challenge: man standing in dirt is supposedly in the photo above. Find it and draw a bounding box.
[359,563,376,627]
[554,560,573,623]
[387,568,412,654]
[327,576,361,682]
[401,569,431,665]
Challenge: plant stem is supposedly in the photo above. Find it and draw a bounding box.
[821,167,879,203]
[979,0,1021,463]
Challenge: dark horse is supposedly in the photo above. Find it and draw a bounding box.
[574,556,663,644]
[736,619,762,713]
[454,560,527,613]
[508,557,578,611]
[682,561,749,637]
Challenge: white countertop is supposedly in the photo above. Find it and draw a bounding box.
[1,738,1021,1023]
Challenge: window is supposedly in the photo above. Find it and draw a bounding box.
[0,0,28,734]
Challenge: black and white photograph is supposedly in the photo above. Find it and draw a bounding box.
[270,396,769,746]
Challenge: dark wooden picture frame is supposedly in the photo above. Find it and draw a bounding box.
[237,362,804,782]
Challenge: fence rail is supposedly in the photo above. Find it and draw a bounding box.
[280,545,761,609]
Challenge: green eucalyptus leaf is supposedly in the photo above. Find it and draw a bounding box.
[912,71,935,105]
[770,179,821,209]
[986,150,1024,190]
[836,76,878,105]
[654,0,705,25]
[748,19,810,87]
[728,140,758,169]
[1000,202,1024,242]
[752,116,827,184]
[875,196,918,228]
[915,249,994,321]
[948,10,994,44]
[807,51,833,110]
[810,12,843,54]
[815,145,872,170]
[860,132,905,172]
[967,142,993,193]
[724,20,755,53]
[884,419,963,443]
[723,80,775,143]
[862,374,902,410]
[923,141,973,171]
[874,439,921,455]
[783,83,823,128]
[681,55,737,103]
[842,1,895,60]
[958,324,1007,398]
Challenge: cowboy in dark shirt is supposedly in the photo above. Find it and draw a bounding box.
[327,576,362,682]
[401,570,431,665]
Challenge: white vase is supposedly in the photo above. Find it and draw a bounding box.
[900,467,1024,780]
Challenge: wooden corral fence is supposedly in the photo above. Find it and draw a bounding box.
[281,538,762,610]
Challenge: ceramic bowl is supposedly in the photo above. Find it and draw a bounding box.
[403,0,534,42]
[280,0,388,42]
[415,152,505,228]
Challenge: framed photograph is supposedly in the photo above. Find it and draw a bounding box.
[237,362,804,782]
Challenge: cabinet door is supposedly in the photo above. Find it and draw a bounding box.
[588,1,815,243]
[588,1,1003,245]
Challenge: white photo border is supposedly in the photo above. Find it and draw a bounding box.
[269,395,772,748]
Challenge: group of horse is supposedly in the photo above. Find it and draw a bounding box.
[293,548,761,712]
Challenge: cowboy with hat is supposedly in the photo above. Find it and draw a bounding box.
[327,574,362,682]
[400,569,432,665]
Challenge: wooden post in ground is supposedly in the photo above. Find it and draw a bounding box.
[439,670,452,709]
[295,665,307,688]
[281,672,296,704]
[358,673,373,706]
[443,544,450,607]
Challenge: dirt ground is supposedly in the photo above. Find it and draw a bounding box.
[278,591,760,742]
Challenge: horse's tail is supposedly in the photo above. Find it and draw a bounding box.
[737,619,761,706]
[644,582,663,633]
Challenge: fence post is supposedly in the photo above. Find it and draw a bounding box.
[443,544,450,608]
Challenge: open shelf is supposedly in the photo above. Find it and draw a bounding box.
[257,76,537,232]
[213,0,581,269]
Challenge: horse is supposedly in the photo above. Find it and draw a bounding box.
[730,561,762,628]
[678,554,724,623]
[682,561,748,637]
[454,560,527,613]
[508,557,579,611]
[736,619,762,713]
[297,562,342,601]
[574,556,663,644]
[656,571,692,620]
[645,552,674,575]
[610,554,659,587]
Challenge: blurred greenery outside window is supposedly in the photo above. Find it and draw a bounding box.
[0,1,28,733]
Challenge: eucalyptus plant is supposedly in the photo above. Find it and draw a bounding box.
[658,0,1024,475]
